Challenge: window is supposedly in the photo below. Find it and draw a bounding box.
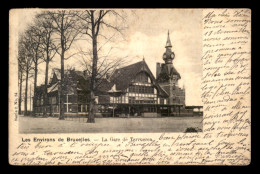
[78,104,82,112]
[52,106,56,113]
[129,97,135,104]
[40,97,43,105]
[122,95,125,103]
[110,97,114,103]
[83,105,87,112]
[69,104,78,113]
[160,98,164,105]
[52,97,56,104]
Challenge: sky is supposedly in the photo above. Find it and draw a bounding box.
[15,9,203,106]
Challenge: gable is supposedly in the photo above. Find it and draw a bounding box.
[157,63,181,83]
[134,71,152,83]
[109,60,157,91]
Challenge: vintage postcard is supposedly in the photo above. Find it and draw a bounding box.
[9,8,251,165]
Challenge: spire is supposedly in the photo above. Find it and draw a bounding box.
[142,56,145,70]
[165,30,172,48]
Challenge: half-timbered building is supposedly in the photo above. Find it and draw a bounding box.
[33,31,186,117]
[95,59,173,117]
[33,68,89,116]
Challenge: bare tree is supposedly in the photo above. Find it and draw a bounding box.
[47,10,83,120]
[36,12,57,116]
[19,34,34,116]
[76,10,128,123]
[18,37,26,115]
[25,24,45,116]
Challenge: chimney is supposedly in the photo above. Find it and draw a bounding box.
[156,63,161,79]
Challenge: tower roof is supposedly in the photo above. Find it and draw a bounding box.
[165,30,172,48]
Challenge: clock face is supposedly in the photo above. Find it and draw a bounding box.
[171,53,174,58]
[163,54,167,59]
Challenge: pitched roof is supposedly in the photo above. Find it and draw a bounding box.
[109,60,154,90]
[74,71,87,80]
[53,68,61,79]
[96,60,168,97]
[44,68,90,94]
[169,65,181,78]
[157,63,181,83]
[47,82,58,93]
[50,68,87,83]
[95,78,113,95]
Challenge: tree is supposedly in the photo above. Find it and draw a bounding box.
[77,10,128,123]
[18,37,26,115]
[36,12,56,116]
[47,10,83,120]
[25,24,45,116]
[19,34,34,116]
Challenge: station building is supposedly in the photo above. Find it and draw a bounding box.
[33,32,186,117]
[33,68,89,116]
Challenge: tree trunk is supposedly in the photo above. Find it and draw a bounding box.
[87,16,98,123]
[18,72,23,115]
[44,58,50,116]
[33,62,38,116]
[59,14,65,120]
[59,51,65,120]
[87,91,95,123]
[24,68,29,116]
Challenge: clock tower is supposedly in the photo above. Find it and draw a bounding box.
[163,30,175,64]
[156,31,185,106]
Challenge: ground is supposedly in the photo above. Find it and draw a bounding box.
[19,116,203,133]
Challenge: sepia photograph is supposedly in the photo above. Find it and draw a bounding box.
[9,8,251,166]
[16,9,203,134]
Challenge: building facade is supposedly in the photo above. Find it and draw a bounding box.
[94,31,186,117]
[156,31,185,107]
[33,32,186,117]
[33,69,89,116]
[95,59,172,117]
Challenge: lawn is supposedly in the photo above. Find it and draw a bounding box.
[19,116,203,134]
